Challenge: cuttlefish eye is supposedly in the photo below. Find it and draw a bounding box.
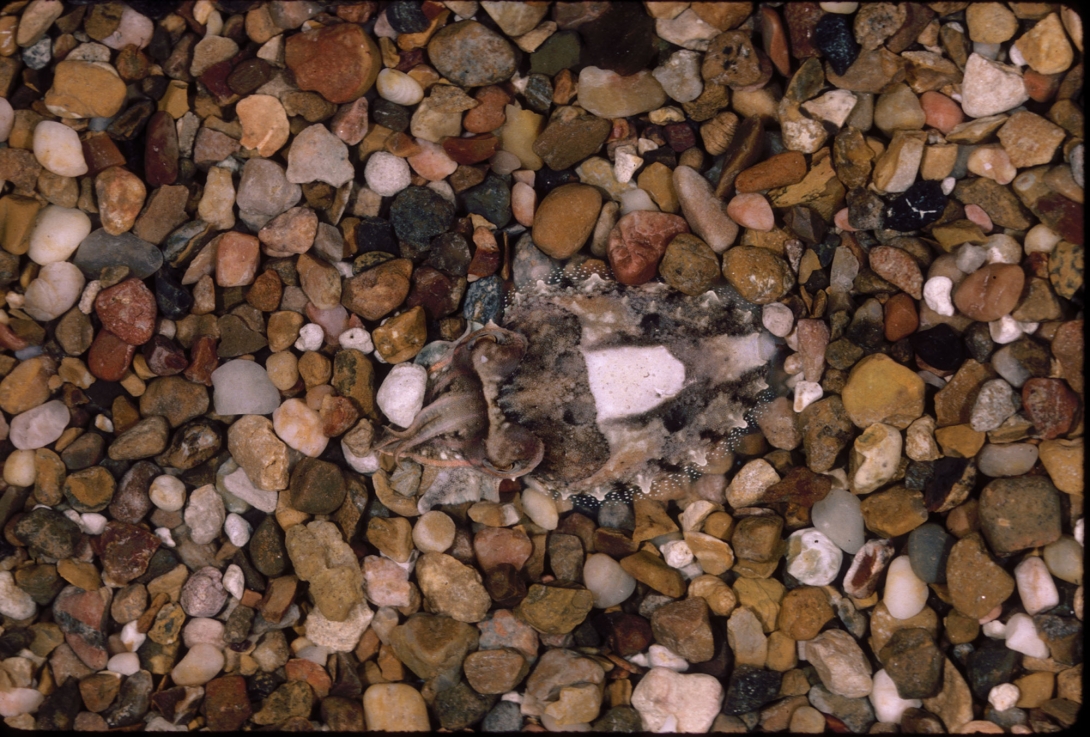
[471,336,525,380]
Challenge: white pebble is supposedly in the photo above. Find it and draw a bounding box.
[3,449,37,487]
[988,683,1020,712]
[9,400,70,450]
[811,488,865,555]
[23,261,86,322]
[0,97,13,142]
[185,484,226,545]
[294,322,325,352]
[613,146,644,184]
[224,513,252,547]
[149,475,187,512]
[210,359,281,416]
[941,177,956,195]
[786,528,842,586]
[338,327,373,353]
[341,443,380,474]
[120,620,146,652]
[955,244,987,274]
[413,511,457,553]
[983,619,1007,638]
[1015,556,1059,615]
[0,687,45,718]
[883,556,929,620]
[584,553,636,610]
[80,513,107,535]
[375,68,424,106]
[1024,224,1062,254]
[27,205,93,265]
[94,414,114,432]
[170,643,225,686]
[618,187,659,214]
[222,563,245,601]
[522,485,559,530]
[184,618,226,649]
[984,233,1022,264]
[101,5,154,50]
[870,669,921,724]
[375,362,428,428]
[108,653,140,676]
[977,443,1038,477]
[1005,612,1049,658]
[661,539,694,569]
[155,527,176,547]
[273,398,328,457]
[989,315,1023,344]
[793,380,823,412]
[923,276,955,316]
[1007,43,1026,67]
[762,302,794,337]
[364,151,412,197]
[1075,518,1083,546]
[646,644,690,672]
[33,120,89,177]
[0,571,38,620]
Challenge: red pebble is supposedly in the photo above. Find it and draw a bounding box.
[607,211,689,286]
[87,330,136,381]
[94,277,157,346]
[184,335,219,386]
[1022,378,1079,440]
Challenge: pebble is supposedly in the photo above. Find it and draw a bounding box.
[211,360,281,416]
[28,204,92,265]
[578,67,667,119]
[33,120,88,178]
[375,362,427,428]
[23,261,85,322]
[286,124,354,187]
[961,53,1031,118]
[170,643,224,687]
[883,556,929,620]
[785,528,842,586]
[811,488,865,554]
[631,668,723,733]
[10,400,70,450]
[870,668,922,724]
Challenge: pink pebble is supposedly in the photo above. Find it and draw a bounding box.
[834,207,856,231]
[964,204,993,231]
[407,139,457,181]
[920,91,964,135]
[726,193,775,232]
[978,605,1003,625]
[512,181,536,227]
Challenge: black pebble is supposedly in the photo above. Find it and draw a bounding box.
[461,175,512,229]
[371,99,410,132]
[814,13,860,76]
[884,180,948,232]
[391,186,456,248]
[910,323,967,372]
[386,0,430,34]
[722,665,783,715]
[578,2,656,76]
[536,167,581,194]
[355,216,399,256]
[155,269,193,320]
